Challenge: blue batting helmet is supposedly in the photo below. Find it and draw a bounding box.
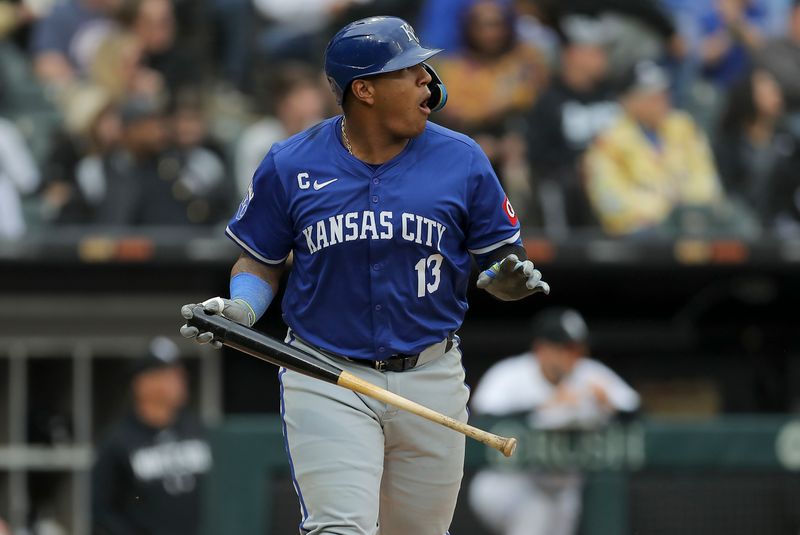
[324,16,448,112]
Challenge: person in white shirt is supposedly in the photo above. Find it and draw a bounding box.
[234,63,327,196]
[468,307,639,535]
[0,117,40,240]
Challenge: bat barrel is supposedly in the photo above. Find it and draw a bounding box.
[187,306,343,384]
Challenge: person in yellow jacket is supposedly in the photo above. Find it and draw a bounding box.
[584,61,724,236]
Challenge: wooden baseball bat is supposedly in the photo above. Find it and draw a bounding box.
[186,306,517,457]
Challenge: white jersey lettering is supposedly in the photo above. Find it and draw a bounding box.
[401,213,415,242]
[303,211,447,255]
[345,212,359,241]
[360,211,378,240]
[315,219,329,250]
[379,211,394,239]
[303,226,317,253]
[329,214,344,245]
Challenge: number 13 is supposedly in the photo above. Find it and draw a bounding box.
[414,254,443,297]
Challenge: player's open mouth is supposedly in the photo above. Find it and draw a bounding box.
[419,95,431,115]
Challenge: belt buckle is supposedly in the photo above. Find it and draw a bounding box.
[374,360,388,372]
[401,354,419,371]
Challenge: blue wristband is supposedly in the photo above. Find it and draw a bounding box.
[230,272,274,323]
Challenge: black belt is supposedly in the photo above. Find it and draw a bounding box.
[347,336,454,372]
[294,334,454,372]
[351,353,421,372]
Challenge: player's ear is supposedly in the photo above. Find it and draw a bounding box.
[350,79,375,106]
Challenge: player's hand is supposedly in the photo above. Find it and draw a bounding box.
[590,383,612,410]
[476,254,550,301]
[179,297,255,348]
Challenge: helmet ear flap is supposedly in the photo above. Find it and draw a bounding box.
[422,63,447,112]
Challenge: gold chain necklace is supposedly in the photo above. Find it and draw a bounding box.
[341,117,353,155]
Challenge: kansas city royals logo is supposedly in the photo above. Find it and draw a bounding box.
[401,23,420,44]
[235,182,254,220]
[503,196,518,225]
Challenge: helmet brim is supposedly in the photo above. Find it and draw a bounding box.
[354,46,443,81]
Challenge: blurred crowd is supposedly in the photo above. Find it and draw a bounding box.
[2,0,800,240]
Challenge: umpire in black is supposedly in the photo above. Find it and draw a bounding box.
[92,337,212,535]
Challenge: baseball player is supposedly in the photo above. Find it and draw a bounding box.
[180,16,549,535]
[468,308,640,535]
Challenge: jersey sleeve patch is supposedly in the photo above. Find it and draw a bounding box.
[235,182,255,221]
[503,196,518,226]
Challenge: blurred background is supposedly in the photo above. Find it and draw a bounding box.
[1,0,800,533]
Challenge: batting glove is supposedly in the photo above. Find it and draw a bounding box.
[476,254,550,301]
[180,297,255,348]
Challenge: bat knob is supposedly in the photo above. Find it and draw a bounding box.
[501,437,517,457]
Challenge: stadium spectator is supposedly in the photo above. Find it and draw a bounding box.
[168,89,231,215]
[235,63,327,195]
[699,0,767,89]
[328,0,422,28]
[520,0,691,113]
[514,0,560,63]
[429,0,547,221]
[171,89,227,160]
[208,0,253,88]
[522,20,619,230]
[421,0,681,63]
[93,96,227,226]
[119,0,202,94]
[764,141,800,237]
[754,0,800,113]
[252,0,373,63]
[0,0,36,40]
[40,85,121,223]
[536,0,680,47]
[468,308,639,535]
[584,61,724,236]
[92,337,212,535]
[30,0,124,88]
[88,32,165,104]
[419,0,559,56]
[253,0,366,32]
[0,88,41,239]
[714,68,792,223]
[432,0,548,136]
[529,0,686,82]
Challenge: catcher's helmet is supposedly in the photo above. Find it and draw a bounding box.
[324,16,448,112]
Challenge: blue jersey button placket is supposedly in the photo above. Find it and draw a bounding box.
[369,174,386,358]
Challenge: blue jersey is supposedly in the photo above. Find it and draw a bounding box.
[227,116,521,360]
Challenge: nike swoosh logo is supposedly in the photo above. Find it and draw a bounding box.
[313,178,338,190]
